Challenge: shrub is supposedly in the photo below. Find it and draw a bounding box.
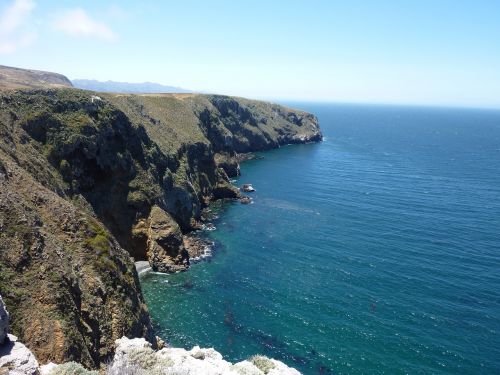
[49,362,98,375]
[249,355,275,374]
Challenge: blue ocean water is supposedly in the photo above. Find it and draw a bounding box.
[141,104,500,374]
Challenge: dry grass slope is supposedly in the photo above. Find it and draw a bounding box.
[0,65,73,91]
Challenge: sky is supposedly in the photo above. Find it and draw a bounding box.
[1,0,499,107]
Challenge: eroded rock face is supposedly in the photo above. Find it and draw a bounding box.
[146,205,189,273]
[0,295,8,345]
[0,334,40,375]
[214,152,241,178]
[0,156,155,369]
[212,168,241,200]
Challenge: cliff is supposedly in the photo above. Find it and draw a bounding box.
[0,86,321,368]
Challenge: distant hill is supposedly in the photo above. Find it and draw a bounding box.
[0,65,73,90]
[72,79,192,93]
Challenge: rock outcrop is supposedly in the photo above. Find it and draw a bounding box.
[215,152,241,177]
[146,205,189,273]
[0,334,40,375]
[107,337,301,375]
[0,81,321,368]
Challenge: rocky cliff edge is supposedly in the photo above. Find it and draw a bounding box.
[0,86,321,368]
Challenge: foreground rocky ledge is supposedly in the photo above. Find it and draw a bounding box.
[1,336,303,375]
[0,337,300,375]
[41,337,301,375]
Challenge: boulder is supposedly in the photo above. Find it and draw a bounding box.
[147,205,189,273]
[0,334,39,375]
[240,196,252,205]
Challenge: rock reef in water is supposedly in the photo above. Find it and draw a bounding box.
[0,67,321,368]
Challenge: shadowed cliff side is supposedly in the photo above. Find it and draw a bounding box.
[0,87,321,368]
[0,152,155,369]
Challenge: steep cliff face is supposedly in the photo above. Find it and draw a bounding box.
[0,88,321,368]
[0,153,155,369]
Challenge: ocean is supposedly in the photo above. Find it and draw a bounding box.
[140,103,500,374]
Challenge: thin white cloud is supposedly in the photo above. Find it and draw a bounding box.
[0,0,36,54]
[107,4,129,21]
[53,8,116,42]
[0,31,35,54]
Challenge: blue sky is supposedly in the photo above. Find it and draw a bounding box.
[1,0,499,107]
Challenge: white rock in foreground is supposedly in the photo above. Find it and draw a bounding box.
[107,336,301,375]
[0,334,39,375]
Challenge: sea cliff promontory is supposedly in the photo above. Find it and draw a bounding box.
[0,66,321,370]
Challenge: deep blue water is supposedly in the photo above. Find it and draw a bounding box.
[141,104,500,374]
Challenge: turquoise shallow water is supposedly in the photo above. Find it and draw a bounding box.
[141,104,500,374]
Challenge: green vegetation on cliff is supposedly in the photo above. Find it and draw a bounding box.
[0,87,321,368]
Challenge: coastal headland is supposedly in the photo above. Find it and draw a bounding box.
[0,65,321,369]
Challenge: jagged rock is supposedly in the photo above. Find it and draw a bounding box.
[240,196,252,204]
[212,168,241,200]
[183,235,214,263]
[106,337,301,375]
[0,334,39,375]
[155,336,165,350]
[214,152,258,178]
[147,205,189,273]
[213,181,241,200]
[0,295,8,345]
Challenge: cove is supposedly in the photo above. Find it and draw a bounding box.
[141,103,500,374]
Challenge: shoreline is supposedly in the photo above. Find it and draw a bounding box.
[135,261,152,277]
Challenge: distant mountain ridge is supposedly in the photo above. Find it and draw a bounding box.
[72,79,192,93]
